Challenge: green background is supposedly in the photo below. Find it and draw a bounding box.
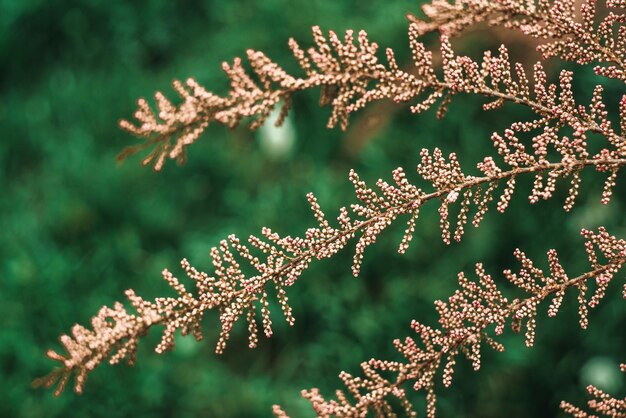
[1,0,625,417]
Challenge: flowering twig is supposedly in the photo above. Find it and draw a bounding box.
[119,20,626,170]
[36,1,626,413]
[408,0,626,82]
[278,228,626,417]
[34,146,626,396]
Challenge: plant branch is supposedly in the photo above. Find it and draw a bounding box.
[288,228,626,417]
[35,155,626,396]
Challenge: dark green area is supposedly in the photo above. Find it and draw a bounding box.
[1,0,624,417]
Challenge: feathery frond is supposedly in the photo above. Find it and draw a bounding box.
[280,228,626,417]
[37,1,626,415]
[36,129,626,395]
[120,18,626,170]
[408,0,626,82]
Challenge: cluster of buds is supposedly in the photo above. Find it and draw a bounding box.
[286,228,626,417]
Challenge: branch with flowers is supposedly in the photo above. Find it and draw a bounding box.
[36,0,626,416]
[275,227,626,417]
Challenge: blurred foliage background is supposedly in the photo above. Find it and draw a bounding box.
[1,0,625,417]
